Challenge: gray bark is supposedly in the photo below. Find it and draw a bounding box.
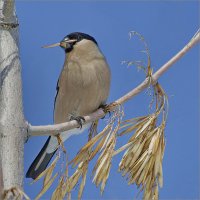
[0,0,25,191]
[0,153,3,199]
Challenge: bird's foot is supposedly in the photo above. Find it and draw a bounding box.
[99,104,111,118]
[70,115,85,129]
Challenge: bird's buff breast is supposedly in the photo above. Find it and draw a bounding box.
[54,57,110,124]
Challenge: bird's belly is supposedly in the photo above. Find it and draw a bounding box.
[54,57,110,124]
[54,81,107,123]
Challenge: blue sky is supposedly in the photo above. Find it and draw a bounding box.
[16,1,199,199]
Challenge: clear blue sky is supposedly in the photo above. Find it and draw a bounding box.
[16,1,199,199]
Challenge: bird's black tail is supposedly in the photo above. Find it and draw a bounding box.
[26,137,57,179]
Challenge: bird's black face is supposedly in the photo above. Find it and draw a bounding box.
[61,32,98,53]
[43,32,98,53]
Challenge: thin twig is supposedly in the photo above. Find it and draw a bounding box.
[28,30,200,137]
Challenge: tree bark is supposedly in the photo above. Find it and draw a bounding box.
[0,153,3,199]
[0,0,25,191]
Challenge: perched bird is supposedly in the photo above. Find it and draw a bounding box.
[26,32,111,179]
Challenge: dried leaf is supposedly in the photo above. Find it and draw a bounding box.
[148,130,159,155]
[93,154,109,184]
[51,177,64,200]
[128,139,146,169]
[89,133,108,160]
[43,156,59,187]
[152,184,159,200]
[119,124,139,135]
[35,173,58,200]
[158,161,163,188]
[137,156,153,185]
[113,142,133,156]
[128,151,148,185]
[100,130,112,151]
[69,168,82,190]
[134,116,155,139]
[78,171,87,200]
[154,141,162,178]
[70,125,110,166]
[100,164,111,194]
[81,125,110,151]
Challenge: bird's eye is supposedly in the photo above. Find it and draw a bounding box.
[63,37,77,44]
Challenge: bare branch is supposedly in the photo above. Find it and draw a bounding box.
[28,30,200,137]
[27,109,105,136]
[116,30,200,104]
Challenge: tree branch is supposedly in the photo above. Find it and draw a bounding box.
[28,30,200,137]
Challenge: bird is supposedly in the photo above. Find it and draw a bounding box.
[26,32,111,179]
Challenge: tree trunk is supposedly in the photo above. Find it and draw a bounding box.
[0,153,3,198]
[0,0,25,191]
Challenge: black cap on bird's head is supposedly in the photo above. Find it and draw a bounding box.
[43,32,98,52]
[64,32,98,45]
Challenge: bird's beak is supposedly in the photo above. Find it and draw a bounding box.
[42,39,77,49]
[42,43,60,48]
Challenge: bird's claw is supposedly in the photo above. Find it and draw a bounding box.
[99,104,111,118]
[70,115,85,129]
